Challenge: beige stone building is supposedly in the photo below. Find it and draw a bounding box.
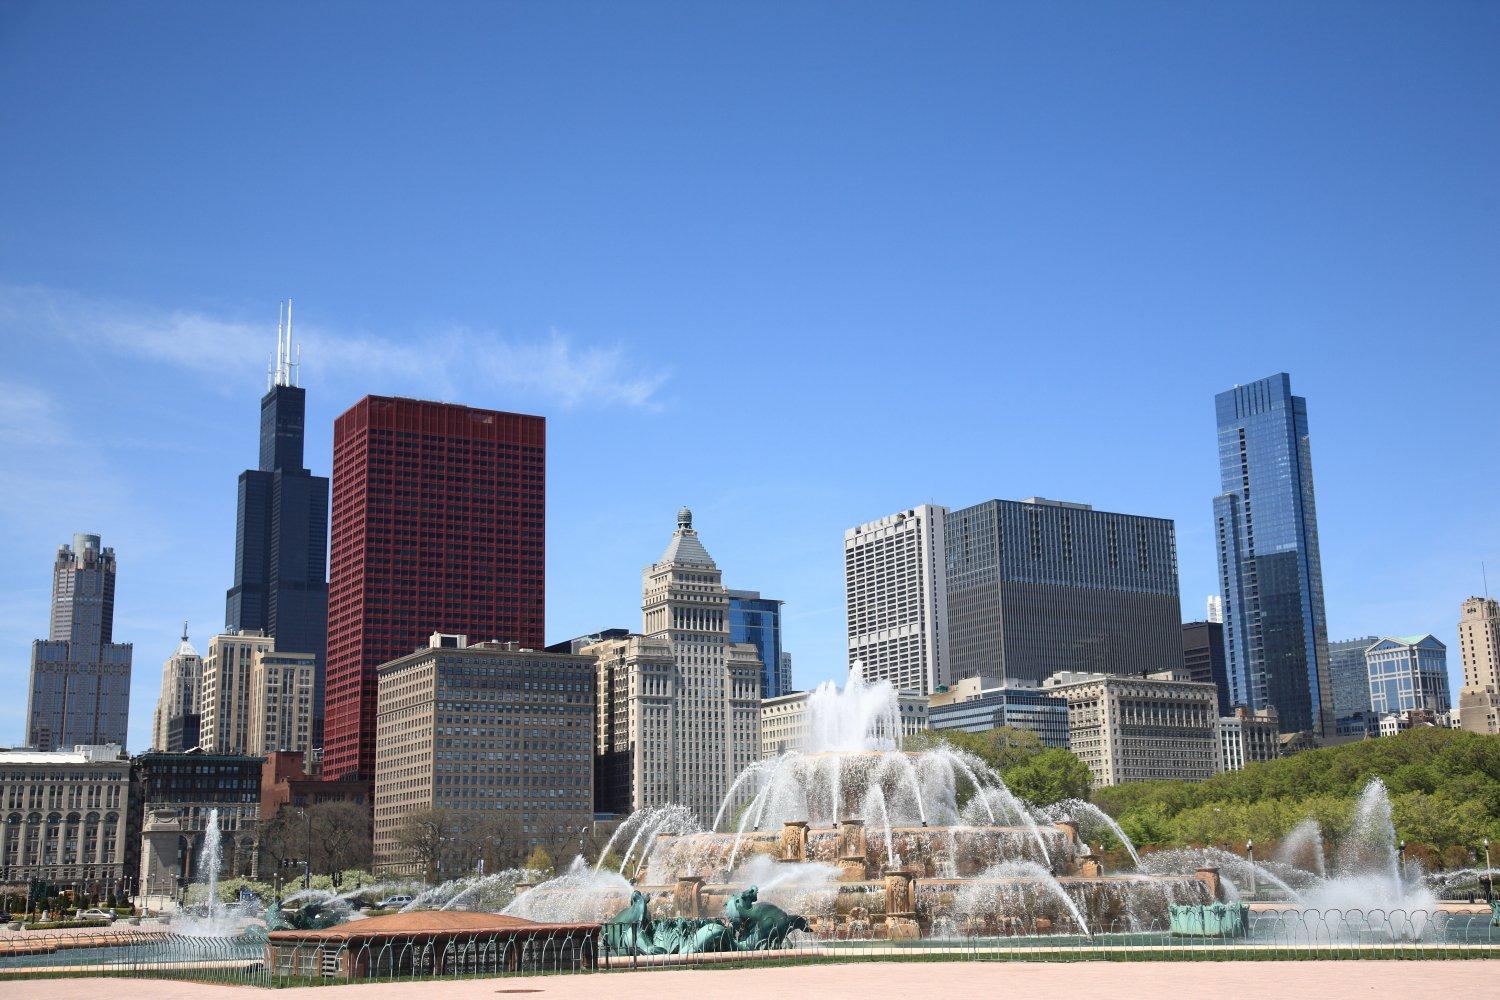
[0,744,132,884]
[844,505,950,696]
[587,632,681,814]
[248,651,317,755]
[372,635,596,872]
[1042,669,1220,787]
[638,508,761,824]
[1457,596,1500,734]
[151,624,203,752]
[200,631,315,756]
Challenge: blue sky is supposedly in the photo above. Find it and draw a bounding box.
[1,2,1496,751]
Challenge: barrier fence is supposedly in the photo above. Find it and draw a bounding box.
[1,907,1498,987]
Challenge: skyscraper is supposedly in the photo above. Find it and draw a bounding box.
[845,505,950,695]
[945,497,1183,686]
[324,396,546,780]
[727,590,787,698]
[25,534,133,751]
[1181,621,1230,715]
[1365,634,1450,716]
[638,507,762,822]
[225,306,329,744]
[152,623,203,752]
[1327,636,1378,720]
[1457,596,1500,734]
[1213,373,1333,735]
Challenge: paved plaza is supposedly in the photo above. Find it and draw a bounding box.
[7,961,1498,999]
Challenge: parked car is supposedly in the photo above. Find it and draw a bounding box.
[76,908,116,922]
[375,895,413,909]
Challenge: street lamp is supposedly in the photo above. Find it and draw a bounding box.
[1246,840,1256,899]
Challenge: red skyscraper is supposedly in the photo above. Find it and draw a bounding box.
[323,396,545,779]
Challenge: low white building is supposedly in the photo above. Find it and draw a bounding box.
[1218,706,1280,772]
[760,688,928,758]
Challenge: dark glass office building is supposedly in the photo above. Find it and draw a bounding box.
[225,331,329,745]
[944,497,1184,685]
[1328,636,1377,719]
[1213,373,1333,735]
[727,590,786,698]
[928,687,1069,747]
[1182,621,1231,715]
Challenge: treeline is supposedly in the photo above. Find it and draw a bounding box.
[1092,727,1500,861]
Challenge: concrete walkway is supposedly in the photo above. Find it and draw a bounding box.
[6,961,1497,999]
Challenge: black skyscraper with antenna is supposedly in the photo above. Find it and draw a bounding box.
[226,301,329,745]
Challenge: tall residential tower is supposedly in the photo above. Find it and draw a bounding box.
[25,534,133,750]
[844,505,949,695]
[1213,373,1333,735]
[225,304,329,743]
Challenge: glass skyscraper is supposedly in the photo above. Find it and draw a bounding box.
[1328,636,1377,720]
[728,590,787,698]
[1213,373,1333,735]
[1366,634,1450,715]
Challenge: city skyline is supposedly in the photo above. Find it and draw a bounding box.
[2,5,1498,750]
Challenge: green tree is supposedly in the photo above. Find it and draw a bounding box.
[1000,748,1093,806]
[524,846,555,874]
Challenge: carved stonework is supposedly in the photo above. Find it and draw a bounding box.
[673,876,705,919]
[1195,866,1223,902]
[779,820,809,862]
[883,868,916,916]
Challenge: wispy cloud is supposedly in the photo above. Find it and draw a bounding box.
[0,284,670,411]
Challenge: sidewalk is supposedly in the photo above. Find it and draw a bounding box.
[5,960,1497,1000]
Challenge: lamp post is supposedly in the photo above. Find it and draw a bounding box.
[1398,839,1407,882]
[1246,839,1256,899]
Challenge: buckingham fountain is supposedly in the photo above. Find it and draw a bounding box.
[494,668,1217,943]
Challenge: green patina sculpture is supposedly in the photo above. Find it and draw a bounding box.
[723,886,810,950]
[1168,902,1250,938]
[1490,899,1499,927]
[604,886,805,956]
[265,898,346,931]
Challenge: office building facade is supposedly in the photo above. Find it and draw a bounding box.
[1328,636,1378,721]
[945,497,1183,687]
[1366,635,1450,716]
[1457,596,1500,734]
[1213,373,1333,735]
[927,678,1069,747]
[1182,621,1231,715]
[845,505,950,695]
[152,624,203,752]
[372,635,595,871]
[325,396,546,780]
[26,534,133,751]
[728,590,788,699]
[588,632,682,815]
[1043,670,1219,787]
[0,744,132,885]
[135,750,265,893]
[225,311,329,743]
[1218,706,1280,772]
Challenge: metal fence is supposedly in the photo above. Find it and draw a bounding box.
[1,908,1497,987]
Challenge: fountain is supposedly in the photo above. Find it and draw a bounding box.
[503,665,1212,942]
[175,808,255,937]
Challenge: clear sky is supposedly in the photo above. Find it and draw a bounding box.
[1,2,1496,751]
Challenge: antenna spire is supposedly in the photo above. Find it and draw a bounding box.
[271,299,297,388]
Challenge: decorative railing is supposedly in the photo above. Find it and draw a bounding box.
[0,907,1496,987]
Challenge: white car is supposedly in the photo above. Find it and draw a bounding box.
[76,908,117,922]
[375,895,413,909]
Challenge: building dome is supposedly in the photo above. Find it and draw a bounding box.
[677,506,693,531]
